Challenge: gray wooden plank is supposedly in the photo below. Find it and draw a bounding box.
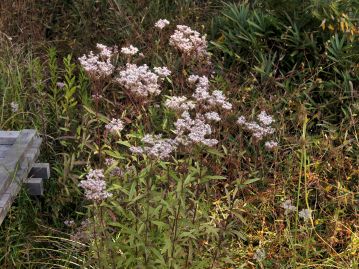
[0,193,11,225]
[21,137,42,171]
[0,166,12,197]
[0,178,22,225]
[5,180,21,200]
[1,129,36,171]
[0,130,37,195]
[25,137,42,160]
[0,145,11,158]
[0,129,43,225]
[0,161,37,224]
[0,131,20,145]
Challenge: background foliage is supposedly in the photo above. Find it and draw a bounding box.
[0,0,357,268]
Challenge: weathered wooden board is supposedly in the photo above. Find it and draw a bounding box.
[2,129,37,170]
[0,145,12,158]
[0,131,19,145]
[0,129,49,225]
[0,130,37,196]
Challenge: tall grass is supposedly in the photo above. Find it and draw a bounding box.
[0,0,357,268]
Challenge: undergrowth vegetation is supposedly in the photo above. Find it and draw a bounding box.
[0,0,358,268]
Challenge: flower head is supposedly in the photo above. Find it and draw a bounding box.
[79,169,112,202]
[155,19,170,29]
[281,199,296,214]
[237,111,275,141]
[299,208,312,221]
[56,82,65,89]
[165,96,196,112]
[174,112,218,147]
[116,63,161,97]
[121,45,139,56]
[131,134,177,160]
[10,101,19,112]
[169,25,210,61]
[189,75,232,110]
[153,66,171,77]
[204,112,221,122]
[237,116,246,125]
[79,51,115,78]
[258,110,275,126]
[105,118,124,134]
[265,140,278,150]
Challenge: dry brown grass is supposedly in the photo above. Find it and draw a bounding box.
[0,0,50,43]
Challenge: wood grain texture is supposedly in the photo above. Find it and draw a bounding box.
[0,129,44,225]
[0,131,20,145]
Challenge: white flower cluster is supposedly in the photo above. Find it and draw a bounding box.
[116,63,161,97]
[189,75,232,110]
[78,169,112,202]
[121,45,139,56]
[78,43,116,78]
[281,200,312,221]
[130,134,177,160]
[153,66,171,77]
[97,43,118,58]
[258,110,275,126]
[264,140,278,150]
[281,199,296,214]
[169,25,210,61]
[56,82,65,89]
[237,111,277,149]
[155,19,170,29]
[10,101,19,112]
[205,112,221,122]
[105,118,124,134]
[174,111,218,147]
[299,208,312,221]
[64,219,76,228]
[164,96,196,112]
[163,75,230,148]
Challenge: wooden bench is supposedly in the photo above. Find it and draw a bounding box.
[0,130,50,225]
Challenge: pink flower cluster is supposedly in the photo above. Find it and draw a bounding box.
[155,19,170,30]
[130,134,177,160]
[153,66,171,77]
[174,111,218,147]
[105,118,124,134]
[164,96,196,112]
[121,45,139,56]
[78,43,117,78]
[189,75,232,110]
[237,111,278,150]
[169,25,210,61]
[116,63,162,97]
[78,169,112,202]
[163,74,232,149]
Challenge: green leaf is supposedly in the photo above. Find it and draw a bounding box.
[116,140,132,147]
[206,147,225,157]
[202,175,227,182]
[151,220,167,229]
[242,178,261,185]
